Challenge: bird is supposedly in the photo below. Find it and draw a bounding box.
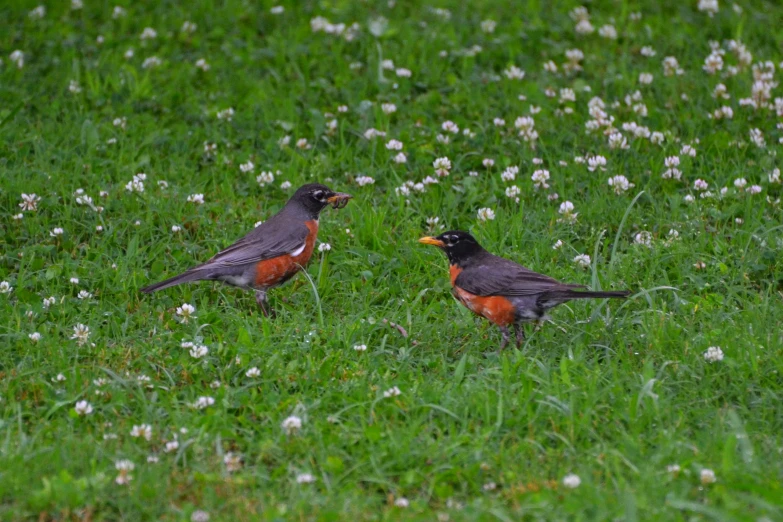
[419,231,630,350]
[141,183,352,316]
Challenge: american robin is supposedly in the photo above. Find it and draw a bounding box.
[141,183,351,316]
[419,231,630,349]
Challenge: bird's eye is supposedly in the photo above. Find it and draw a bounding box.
[313,190,325,200]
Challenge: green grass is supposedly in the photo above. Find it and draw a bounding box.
[2,0,783,519]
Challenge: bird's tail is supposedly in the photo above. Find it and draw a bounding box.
[140,270,205,294]
[558,289,631,299]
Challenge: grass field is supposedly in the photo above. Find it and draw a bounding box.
[2,0,783,519]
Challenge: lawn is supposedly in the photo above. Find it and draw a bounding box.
[2,0,782,520]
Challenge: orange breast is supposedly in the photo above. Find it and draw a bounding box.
[254,220,318,287]
[449,265,515,326]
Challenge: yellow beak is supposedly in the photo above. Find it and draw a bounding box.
[418,236,445,247]
[326,193,352,209]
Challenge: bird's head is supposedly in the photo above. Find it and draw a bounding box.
[291,183,352,217]
[419,230,484,264]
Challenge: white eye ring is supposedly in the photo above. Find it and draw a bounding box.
[313,190,325,200]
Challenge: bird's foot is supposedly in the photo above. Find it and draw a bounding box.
[255,290,276,318]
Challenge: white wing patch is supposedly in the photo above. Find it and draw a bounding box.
[290,243,306,257]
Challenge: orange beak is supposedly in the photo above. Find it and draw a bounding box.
[418,236,445,248]
[326,192,352,209]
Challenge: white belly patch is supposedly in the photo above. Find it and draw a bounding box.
[290,243,306,257]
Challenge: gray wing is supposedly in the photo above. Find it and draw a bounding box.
[198,215,309,269]
[455,255,585,297]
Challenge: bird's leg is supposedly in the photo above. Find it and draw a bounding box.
[514,323,525,348]
[498,326,511,350]
[255,290,275,318]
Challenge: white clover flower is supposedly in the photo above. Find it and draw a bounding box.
[704,346,724,362]
[381,103,397,114]
[700,468,717,484]
[113,117,127,129]
[164,440,179,453]
[698,0,719,17]
[493,118,506,126]
[140,27,158,40]
[734,178,748,189]
[749,128,766,148]
[256,171,275,186]
[531,169,550,189]
[50,227,64,237]
[68,80,82,94]
[296,473,316,484]
[386,139,403,150]
[769,168,781,184]
[216,108,235,121]
[74,400,93,415]
[181,21,197,33]
[573,254,591,268]
[296,138,311,149]
[281,180,292,189]
[608,175,634,194]
[586,155,607,172]
[176,303,196,323]
[77,290,93,300]
[187,193,205,204]
[562,473,581,488]
[483,158,495,168]
[383,386,402,398]
[640,46,656,57]
[246,367,261,378]
[394,498,410,508]
[363,128,387,140]
[172,225,182,233]
[281,415,303,434]
[433,157,452,177]
[575,19,594,34]
[142,56,162,69]
[42,296,55,308]
[195,58,210,71]
[501,166,519,182]
[503,65,525,80]
[71,324,91,346]
[393,152,407,163]
[703,51,724,74]
[70,277,79,285]
[477,208,495,221]
[19,193,41,211]
[694,179,709,191]
[608,132,629,150]
[598,24,617,39]
[558,201,578,223]
[651,132,665,144]
[480,19,497,33]
[318,243,331,252]
[130,424,153,441]
[442,121,459,134]
[190,345,208,358]
[115,460,135,485]
[395,68,412,78]
[191,396,215,409]
[639,72,654,84]
[666,464,681,474]
[29,332,42,343]
[29,5,46,19]
[270,5,284,14]
[634,231,653,247]
[353,344,367,352]
[240,161,255,173]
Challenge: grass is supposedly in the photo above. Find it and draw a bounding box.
[2,0,783,520]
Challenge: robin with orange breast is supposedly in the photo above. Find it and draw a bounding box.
[141,183,351,316]
[419,231,631,350]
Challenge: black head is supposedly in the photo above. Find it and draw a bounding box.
[419,230,485,265]
[289,183,352,217]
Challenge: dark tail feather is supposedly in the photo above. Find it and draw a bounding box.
[560,289,631,299]
[140,270,206,294]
